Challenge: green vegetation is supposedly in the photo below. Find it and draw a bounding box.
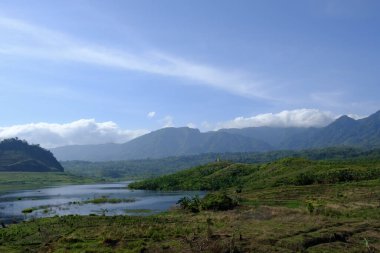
[0,138,63,172]
[128,158,380,190]
[178,193,238,213]
[21,205,53,214]
[201,192,238,211]
[1,179,379,252]
[0,172,97,193]
[21,208,34,214]
[84,197,135,204]
[1,156,380,252]
[63,147,380,180]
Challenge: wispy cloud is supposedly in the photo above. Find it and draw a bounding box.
[160,116,174,128]
[187,122,197,128]
[0,119,148,148]
[0,16,268,99]
[216,109,338,129]
[147,111,156,118]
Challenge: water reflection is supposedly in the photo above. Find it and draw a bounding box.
[0,182,203,224]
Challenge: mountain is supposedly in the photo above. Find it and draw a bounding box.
[0,138,64,172]
[281,111,380,149]
[220,111,380,150]
[52,127,272,161]
[219,126,312,148]
[51,110,380,161]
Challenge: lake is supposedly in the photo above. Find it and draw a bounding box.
[0,182,204,225]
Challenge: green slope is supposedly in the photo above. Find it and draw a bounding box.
[129,158,380,191]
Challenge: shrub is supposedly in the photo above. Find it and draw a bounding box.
[295,172,315,185]
[177,195,201,213]
[177,193,238,212]
[201,193,238,211]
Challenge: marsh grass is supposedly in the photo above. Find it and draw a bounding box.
[84,197,135,204]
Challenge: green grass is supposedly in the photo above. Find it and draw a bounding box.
[1,180,379,252]
[84,197,135,204]
[128,158,380,191]
[21,208,34,214]
[0,172,98,193]
[1,158,380,252]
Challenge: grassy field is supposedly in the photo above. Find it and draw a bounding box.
[0,158,379,252]
[0,180,379,252]
[0,172,98,193]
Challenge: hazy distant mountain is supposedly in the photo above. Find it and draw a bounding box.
[0,138,64,172]
[299,111,380,148]
[52,127,272,161]
[51,110,380,161]
[219,126,311,148]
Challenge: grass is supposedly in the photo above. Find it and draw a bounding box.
[128,158,380,191]
[1,180,379,252]
[84,197,135,204]
[1,158,380,252]
[21,208,34,214]
[0,172,99,193]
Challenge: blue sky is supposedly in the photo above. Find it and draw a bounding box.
[0,0,380,147]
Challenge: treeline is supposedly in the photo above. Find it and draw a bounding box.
[62,147,380,179]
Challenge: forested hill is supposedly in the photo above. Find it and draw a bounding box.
[0,138,64,172]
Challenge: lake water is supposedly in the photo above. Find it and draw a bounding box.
[0,182,204,225]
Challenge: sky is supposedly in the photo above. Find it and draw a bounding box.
[0,0,380,147]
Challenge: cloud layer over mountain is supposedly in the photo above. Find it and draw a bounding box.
[0,119,148,148]
[0,109,361,148]
[217,109,337,129]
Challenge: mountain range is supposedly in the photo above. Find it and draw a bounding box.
[51,110,380,161]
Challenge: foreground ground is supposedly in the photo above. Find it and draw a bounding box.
[1,178,379,252]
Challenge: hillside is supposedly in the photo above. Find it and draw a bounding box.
[51,110,380,161]
[0,138,64,172]
[62,147,380,179]
[128,158,380,191]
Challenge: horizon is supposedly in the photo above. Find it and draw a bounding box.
[1,110,378,149]
[1,0,380,147]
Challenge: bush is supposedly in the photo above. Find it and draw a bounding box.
[295,172,315,185]
[177,193,238,212]
[201,193,238,211]
[177,196,201,213]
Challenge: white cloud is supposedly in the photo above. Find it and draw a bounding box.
[347,113,366,120]
[0,119,148,148]
[216,109,337,129]
[147,111,156,118]
[187,122,197,128]
[0,16,268,99]
[161,116,174,128]
[201,121,212,130]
